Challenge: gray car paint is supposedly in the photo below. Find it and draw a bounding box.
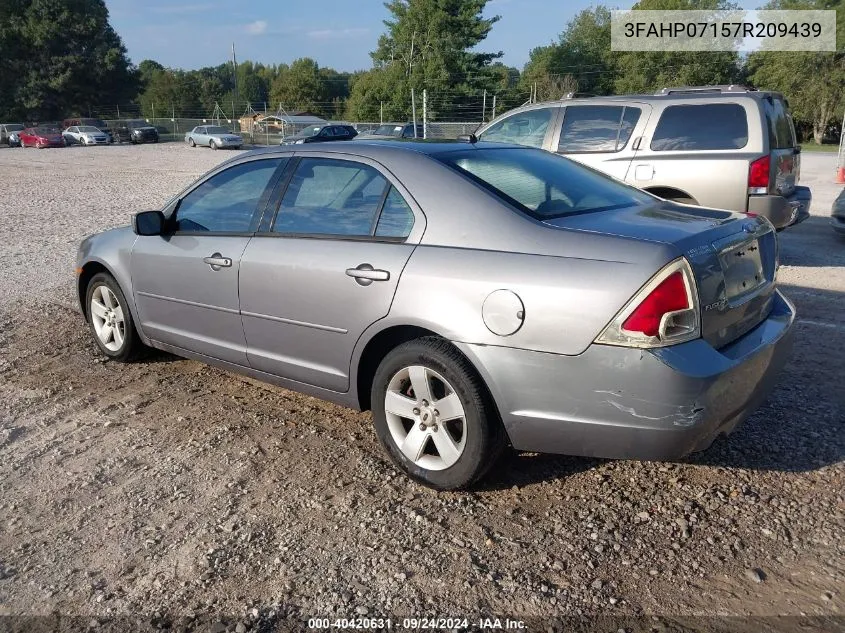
[77,141,795,461]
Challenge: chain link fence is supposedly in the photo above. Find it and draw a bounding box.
[98,118,484,146]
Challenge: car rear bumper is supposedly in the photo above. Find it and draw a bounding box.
[747,185,811,229]
[455,290,795,461]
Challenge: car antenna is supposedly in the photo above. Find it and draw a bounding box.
[457,133,478,144]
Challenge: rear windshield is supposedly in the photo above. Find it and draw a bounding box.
[437,148,653,219]
[205,126,230,134]
[764,97,796,149]
[651,103,749,151]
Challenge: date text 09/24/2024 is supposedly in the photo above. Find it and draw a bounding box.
[307,617,527,630]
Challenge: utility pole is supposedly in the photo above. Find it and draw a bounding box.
[408,31,416,77]
[116,104,120,118]
[380,101,383,124]
[422,89,427,140]
[232,42,239,111]
[411,89,417,138]
[482,89,486,123]
[492,95,497,120]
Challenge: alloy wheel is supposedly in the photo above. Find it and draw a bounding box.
[384,365,467,471]
[89,285,126,352]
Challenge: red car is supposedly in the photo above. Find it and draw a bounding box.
[20,127,66,148]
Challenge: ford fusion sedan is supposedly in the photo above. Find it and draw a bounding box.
[64,125,110,146]
[185,125,243,150]
[76,141,795,490]
[20,127,65,148]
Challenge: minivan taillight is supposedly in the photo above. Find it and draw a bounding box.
[595,258,700,348]
[748,155,770,195]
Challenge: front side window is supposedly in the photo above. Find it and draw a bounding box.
[273,158,389,236]
[479,108,554,148]
[438,148,653,219]
[558,105,641,153]
[651,103,748,151]
[174,158,284,232]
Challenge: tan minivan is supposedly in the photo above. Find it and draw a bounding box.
[476,86,811,229]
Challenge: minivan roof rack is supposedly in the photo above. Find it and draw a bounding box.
[561,92,596,100]
[656,85,756,95]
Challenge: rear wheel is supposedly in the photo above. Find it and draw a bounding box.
[85,272,141,362]
[371,337,505,490]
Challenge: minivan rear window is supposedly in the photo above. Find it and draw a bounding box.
[651,103,748,151]
[438,148,653,219]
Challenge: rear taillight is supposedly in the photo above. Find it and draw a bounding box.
[595,258,700,348]
[748,155,770,195]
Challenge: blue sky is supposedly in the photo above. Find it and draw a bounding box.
[105,0,617,72]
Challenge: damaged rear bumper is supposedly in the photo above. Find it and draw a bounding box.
[455,291,795,461]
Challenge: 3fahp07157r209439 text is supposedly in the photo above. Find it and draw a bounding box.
[623,21,822,39]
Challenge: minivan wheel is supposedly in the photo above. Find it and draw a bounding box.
[371,337,505,490]
[85,272,141,362]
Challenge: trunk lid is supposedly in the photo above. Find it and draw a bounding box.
[545,202,778,348]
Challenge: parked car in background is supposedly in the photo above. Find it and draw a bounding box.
[1,123,25,146]
[112,119,159,144]
[19,127,66,148]
[356,122,423,140]
[185,125,243,150]
[832,188,845,236]
[75,141,794,490]
[280,124,357,145]
[476,86,811,230]
[63,125,110,146]
[63,118,113,142]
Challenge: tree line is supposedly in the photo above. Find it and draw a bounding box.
[1,0,843,142]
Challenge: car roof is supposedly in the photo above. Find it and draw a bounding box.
[517,89,784,110]
[245,140,525,162]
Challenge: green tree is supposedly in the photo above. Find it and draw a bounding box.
[0,0,139,120]
[748,0,845,143]
[612,0,742,94]
[270,58,328,114]
[349,0,502,120]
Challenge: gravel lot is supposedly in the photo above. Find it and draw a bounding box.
[0,143,842,631]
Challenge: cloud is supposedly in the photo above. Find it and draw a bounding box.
[307,27,369,40]
[151,3,214,14]
[245,20,268,35]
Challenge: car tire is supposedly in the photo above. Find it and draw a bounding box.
[371,337,505,490]
[210,140,218,150]
[85,272,141,362]
[188,137,196,147]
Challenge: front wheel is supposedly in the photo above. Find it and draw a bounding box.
[371,337,505,490]
[188,137,196,147]
[210,140,218,150]
[85,273,142,362]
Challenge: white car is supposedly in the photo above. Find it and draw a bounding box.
[63,125,110,146]
[185,125,243,150]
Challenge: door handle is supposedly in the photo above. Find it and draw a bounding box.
[203,253,232,270]
[346,263,390,286]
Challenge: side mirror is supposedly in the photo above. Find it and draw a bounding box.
[132,210,166,236]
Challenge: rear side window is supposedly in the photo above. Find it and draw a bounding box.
[375,187,415,238]
[479,108,553,148]
[558,105,642,153]
[764,97,796,149]
[651,103,748,151]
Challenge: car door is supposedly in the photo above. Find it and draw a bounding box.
[239,154,423,391]
[131,156,288,365]
[551,103,651,181]
[195,127,209,145]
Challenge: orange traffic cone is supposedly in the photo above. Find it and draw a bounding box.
[837,167,845,184]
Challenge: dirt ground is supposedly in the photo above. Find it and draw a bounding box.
[0,144,842,632]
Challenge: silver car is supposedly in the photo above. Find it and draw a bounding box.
[76,141,795,490]
[1,123,25,146]
[63,125,110,145]
[185,125,243,150]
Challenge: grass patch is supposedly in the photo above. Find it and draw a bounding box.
[800,141,840,153]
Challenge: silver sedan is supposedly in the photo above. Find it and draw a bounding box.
[185,125,243,150]
[75,142,795,489]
